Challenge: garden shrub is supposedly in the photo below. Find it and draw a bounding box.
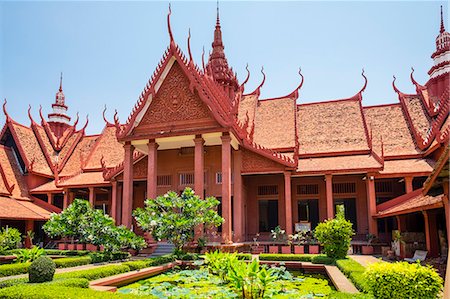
[0,263,30,278]
[89,251,130,263]
[0,228,21,251]
[258,254,317,262]
[44,250,90,256]
[176,252,200,260]
[46,278,90,288]
[54,256,92,268]
[13,247,45,263]
[335,258,368,292]
[145,254,175,266]
[122,261,148,271]
[364,261,443,299]
[57,264,131,281]
[311,255,335,265]
[28,256,56,283]
[236,253,252,260]
[314,211,354,259]
[0,284,144,299]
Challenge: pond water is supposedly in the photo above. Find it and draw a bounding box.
[117,267,332,299]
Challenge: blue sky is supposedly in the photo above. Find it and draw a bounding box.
[0,1,447,134]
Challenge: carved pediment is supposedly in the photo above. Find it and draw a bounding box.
[242,148,286,173]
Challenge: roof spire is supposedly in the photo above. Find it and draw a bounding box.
[216,0,220,26]
[59,72,63,92]
[441,5,445,33]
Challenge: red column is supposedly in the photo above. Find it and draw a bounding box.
[284,171,293,235]
[423,211,431,254]
[63,189,69,209]
[194,135,205,197]
[221,134,232,243]
[111,180,118,220]
[404,176,413,193]
[122,142,134,228]
[147,140,158,199]
[24,220,34,248]
[366,175,378,235]
[233,148,244,242]
[47,193,53,205]
[325,174,334,219]
[89,187,95,207]
[116,183,123,224]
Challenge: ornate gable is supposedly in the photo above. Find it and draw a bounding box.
[241,148,287,174]
[132,61,220,137]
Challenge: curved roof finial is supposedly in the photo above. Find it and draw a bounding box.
[392,75,402,94]
[27,105,35,124]
[441,5,445,34]
[73,112,79,129]
[187,28,193,63]
[102,105,113,126]
[201,46,206,71]
[38,105,45,123]
[167,3,174,44]
[296,67,305,90]
[59,72,63,92]
[240,64,250,89]
[3,99,10,122]
[409,67,422,88]
[80,114,89,132]
[359,68,368,94]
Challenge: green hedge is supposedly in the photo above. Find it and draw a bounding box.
[259,254,317,262]
[364,261,443,299]
[311,255,335,265]
[0,285,143,299]
[54,256,93,268]
[44,250,90,256]
[0,263,30,278]
[46,278,90,288]
[335,258,369,292]
[236,253,252,260]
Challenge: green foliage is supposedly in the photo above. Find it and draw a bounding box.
[28,256,55,283]
[329,291,374,299]
[46,278,90,288]
[205,251,239,281]
[311,255,335,265]
[133,187,223,253]
[54,256,92,268]
[258,254,317,262]
[175,251,200,261]
[363,261,443,299]
[0,263,30,278]
[44,199,145,253]
[88,251,130,263]
[0,284,144,299]
[0,228,22,251]
[13,247,45,263]
[44,250,90,256]
[236,253,252,260]
[335,258,369,292]
[270,226,286,242]
[314,211,354,259]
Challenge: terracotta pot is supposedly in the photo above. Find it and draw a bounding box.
[67,243,76,250]
[251,246,264,254]
[76,243,85,250]
[128,249,137,256]
[362,245,374,255]
[309,245,319,254]
[86,244,97,251]
[268,245,279,254]
[294,245,304,254]
[58,243,67,250]
[281,245,291,254]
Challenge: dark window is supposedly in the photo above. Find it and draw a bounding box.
[297,199,319,229]
[332,182,356,194]
[259,200,278,232]
[297,184,319,195]
[257,185,278,196]
[334,198,357,230]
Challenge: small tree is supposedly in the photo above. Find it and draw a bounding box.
[314,211,354,259]
[0,227,22,251]
[133,187,223,254]
[44,199,145,253]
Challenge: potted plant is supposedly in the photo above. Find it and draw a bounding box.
[250,233,264,254]
[291,231,306,254]
[362,233,375,255]
[76,243,85,250]
[270,226,286,254]
[392,230,404,257]
[86,243,97,251]
[305,231,319,254]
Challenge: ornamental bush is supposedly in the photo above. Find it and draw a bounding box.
[0,227,21,251]
[28,256,56,283]
[314,211,354,259]
[363,261,443,299]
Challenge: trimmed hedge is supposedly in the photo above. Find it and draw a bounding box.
[335,258,369,292]
[364,261,443,299]
[259,254,318,262]
[0,284,143,299]
[28,257,55,283]
[0,263,30,278]
[46,278,90,288]
[54,256,92,268]
[89,252,130,263]
[236,253,252,260]
[311,255,335,265]
[44,250,90,256]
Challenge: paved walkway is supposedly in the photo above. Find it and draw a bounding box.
[0,261,122,282]
[351,255,382,268]
[324,265,359,294]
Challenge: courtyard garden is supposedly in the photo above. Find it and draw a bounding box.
[0,188,444,298]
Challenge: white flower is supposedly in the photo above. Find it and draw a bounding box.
[150,220,157,226]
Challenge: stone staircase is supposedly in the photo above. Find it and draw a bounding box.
[149,242,175,257]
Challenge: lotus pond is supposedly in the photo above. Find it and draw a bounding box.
[118,267,332,299]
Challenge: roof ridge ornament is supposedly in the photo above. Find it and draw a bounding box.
[59,72,63,92]
[359,68,368,94]
[410,67,424,89]
[187,28,193,64]
[167,3,175,47]
[392,75,403,95]
[250,67,266,96]
[3,99,11,123]
[72,112,79,129]
[27,105,36,124]
[102,105,114,126]
[239,64,250,91]
[201,46,206,71]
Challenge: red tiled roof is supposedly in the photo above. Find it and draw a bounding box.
[58,172,108,187]
[402,96,432,140]
[297,154,382,174]
[380,159,434,175]
[297,99,369,155]
[253,98,296,149]
[84,126,124,169]
[0,196,52,220]
[363,104,420,156]
[237,94,258,135]
[10,123,52,176]
[59,135,97,176]
[29,180,62,193]
[376,190,444,218]
[0,146,29,199]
